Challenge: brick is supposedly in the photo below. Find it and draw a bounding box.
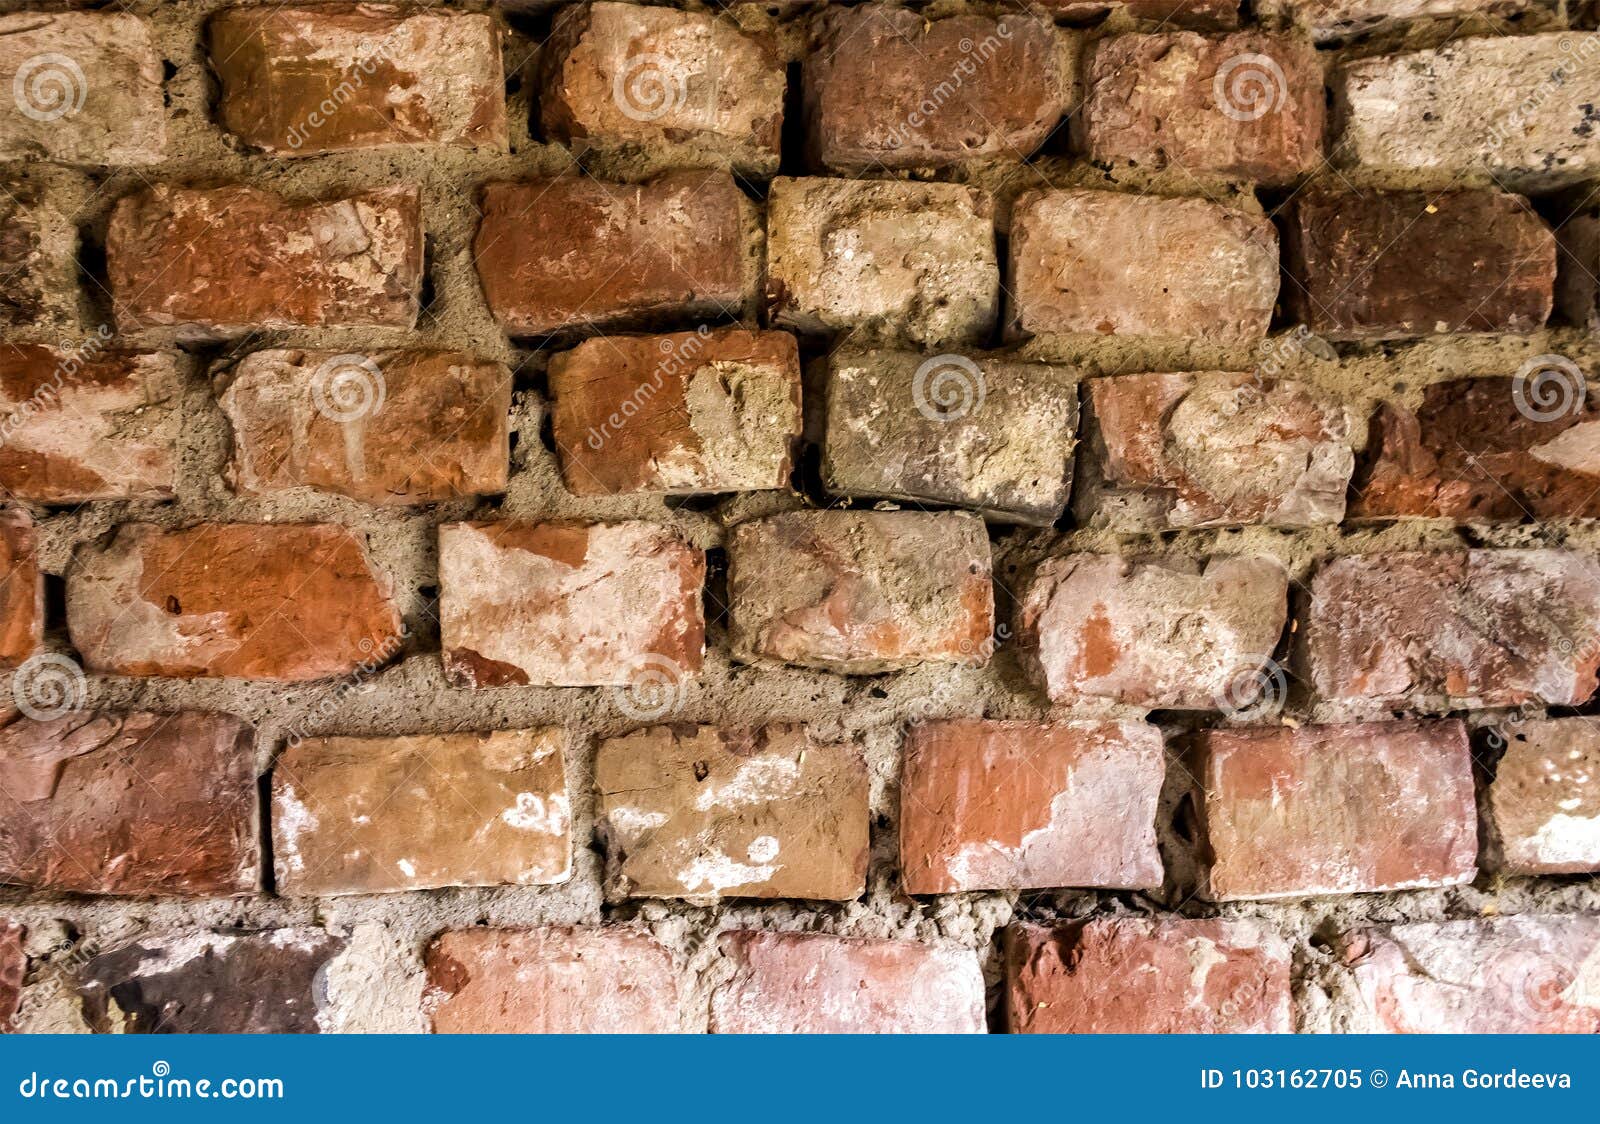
[548,329,800,496]
[1336,915,1600,1033]
[1082,32,1321,185]
[439,521,704,688]
[109,185,422,340]
[67,523,402,682]
[0,506,41,670]
[727,511,994,674]
[1005,918,1291,1033]
[1260,1,1533,40]
[0,197,74,329]
[710,931,985,1033]
[0,920,19,1033]
[805,8,1069,173]
[1008,190,1277,342]
[596,724,868,900]
[766,177,998,348]
[1282,191,1555,341]
[821,350,1079,527]
[539,2,783,175]
[0,343,181,504]
[900,719,1164,894]
[1486,718,1600,875]
[217,348,510,506]
[1196,721,1477,900]
[209,5,505,156]
[1040,1,1240,26]
[0,711,259,897]
[1015,554,1288,709]
[425,927,678,1033]
[0,12,165,165]
[273,729,570,897]
[1351,377,1600,523]
[1335,34,1600,191]
[76,929,346,1033]
[1076,371,1354,531]
[1305,551,1600,710]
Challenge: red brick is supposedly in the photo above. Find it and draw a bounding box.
[439,521,704,688]
[1486,718,1600,875]
[1305,551,1600,709]
[1005,917,1291,1033]
[1041,1,1240,26]
[0,507,42,670]
[66,523,402,682]
[710,931,985,1033]
[1008,190,1278,342]
[209,5,505,155]
[1260,0,1532,40]
[425,927,678,1034]
[474,172,760,336]
[1015,553,1288,709]
[109,185,423,339]
[217,348,511,506]
[0,920,20,1033]
[0,710,259,897]
[539,2,783,175]
[1196,721,1477,900]
[548,329,800,496]
[900,719,1164,894]
[727,511,994,674]
[596,724,868,900]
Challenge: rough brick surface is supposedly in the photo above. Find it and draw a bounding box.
[821,350,1080,527]
[596,724,869,901]
[439,521,705,688]
[1260,0,1532,39]
[0,921,20,1033]
[1015,553,1288,709]
[1305,551,1600,710]
[66,523,403,682]
[217,348,511,505]
[1043,1,1240,26]
[1006,918,1292,1033]
[0,506,41,669]
[548,329,800,496]
[727,511,994,674]
[1196,721,1478,900]
[425,927,678,1033]
[710,931,986,1033]
[0,197,74,329]
[539,2,783,175]
[1075,371,1354,531]
[273,729,570,897]
[900,720,1164,894]
[1008,190,1277,342]
[1487,719,1600,875]
[1558,210,1600,332]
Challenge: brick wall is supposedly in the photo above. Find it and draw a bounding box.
[2,0,1600,1034]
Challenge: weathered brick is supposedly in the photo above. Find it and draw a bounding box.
[1015,554,1288,709]
[539,2,783,175]
[1334,34,1600,191]
[805,8,1069,173]
[217,348,510,506]
[67,523,402,682]
[710,931,985,1033]
[1075,371,1354,531]
[1081,32,1323,185]
[821,350,1079,527]
[1260,0,1533,40]
[1008,190,1277,342]
[596,724,868,901]
[900,719,1164,894]
[1196,721,1477,900]
[548,329,800,496]
[108,185,423,339]
[1335,915,1600,1033]
[273,729,570,897]
[0,920,20,1033]
[1005,917,1292,1033]
[0,506,41,669]
[766,177,998,348]
[475,172,759,336]
[1487,718,1600,875]
[1305,551,1600,709]
[209,5,505,155]
[727,511,994,674]
[0,12,165,165]
[1041,1,1240,26]
[0,711,259,897]
[1282,191,1555,340]
[425,927,678,1033]
[0,197,75,329]
[439,521,704,688]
